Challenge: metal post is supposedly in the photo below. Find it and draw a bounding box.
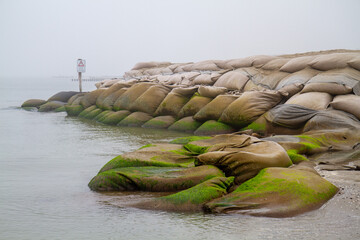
[78,71,82,92]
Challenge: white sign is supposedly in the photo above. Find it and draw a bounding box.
[77,59,86,73]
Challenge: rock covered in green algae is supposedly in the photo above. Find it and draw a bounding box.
[21,99,47,108]
[204,167,338,217]
[99,143,195,173]
[134,176,234,212]
[88,165,225,192]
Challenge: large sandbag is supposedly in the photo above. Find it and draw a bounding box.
[134,176,234,212]
[113,82,154,110]
[96,83,130,109]
[280,55,316,73]
[48,91,78,102]
[309,53,358,71]
[261,58,290,70]
[21,99,47,108]
[171,87,198,96]
[142,116,176,129]
[220,90,286,128]
[88,165,224,192]
[213,71,249,90]
[124,70,144,79]
[330,94,360,119]
[143,67,172,76]
[99,143,195,172]
[168,117,202,133]
[79,106,103,119]
[251,71,289,90]
[132,61,171,70]
[101,88,128,110]
[278,83,304,100]
[65,105,84,116]
[348,56,360,71]
[180,72,201,84]
[285,92,332,110]
[129,85,171,115]
[67,93,85,105]
[305,68,360,95]
[252,55,278,67]
[154,92,190,117]
[197,86,227,98]
[80,89,107,108]
[178,95,212,119]
[194,95,238,122]
[303,109,360,131]
[204,167,338,217]
[197,140,292,184]
[38,101,66,112]
[194,120,235,136]
[183,60,221,72]
[98,110,131,125]
[226,58,252,69]
[264,104,318,129]
[275,68,318,89]
[300,83,352,95]
[192,74,214,85]
[242,79,268,91]
[118,112,153,127]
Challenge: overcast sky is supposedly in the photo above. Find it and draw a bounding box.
[0,0,359,77]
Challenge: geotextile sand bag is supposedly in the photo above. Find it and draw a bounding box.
[98,110,131,125]
[118,112,153,127]
[178,95,212,119]
[348,56,360,71]
[113,82,154,110]
[261,58,290,70]
[309,53,358,71]
[96,83,130,109]
[300,83,352,95]
[48,91,78,103]
[197,86,227,98]
[80,89,107,108]
[79,106,103,120]
[194,95,239,122]
[194,120,235,136]
[88,165,225,192]
[251,71,289,90]
[192,74,214,85]
[330,94,360,119]
[132,61,171,70]
[21,99,47,108]
[38,101,66,112]
[154,92,190,117]
[285,92,332,110]
[213,71,249,90]
[101,88,128,110]
[275,69,319,89]
[168,117,202,133]
[220,90,286,128]
[142,116,176,129]
[280,55,316,73]
[204,167,338,217]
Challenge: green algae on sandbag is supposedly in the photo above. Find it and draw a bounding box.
[80,89,107,108]
[21,99,47,108]
[168,116,202,133]
[170,136,212,145]
[286,149,309,164]
[65,104,84,116]
[93,110,112,122]
[178,95,212,119]
[118,112,153,127]
[197,140,292,184]
[38,101,66,112]
[96,83,130,110]
[101,88,128,110]
[194,120,235,136]
[54,106,66,112]
[204,167,338,217]
[79,106,103,120]
[97,110,131,125]
[99,143,195,173]
[113,82,154,111]
[89,165,225,192]
[142,116,175,129]
[194,95,238,122]
[78,105,97,117]
[154,92,190,117]
[134,176,234,212]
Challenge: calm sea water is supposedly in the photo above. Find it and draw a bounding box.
[0,77,359,240]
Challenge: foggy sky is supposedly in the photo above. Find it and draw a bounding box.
[0,0,359,77]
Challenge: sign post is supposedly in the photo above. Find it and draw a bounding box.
[77,59,86,92]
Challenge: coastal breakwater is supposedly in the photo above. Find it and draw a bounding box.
[22,50,360,217]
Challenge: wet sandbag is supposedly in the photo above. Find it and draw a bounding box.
[309,53,358,71]
[100,88,128,110]
[275,68,319,89]
[98,110,131,125]
[170,136,212,145]
[48,91,79,103]
[197,141,292,184]
[213,71,249,91]
[93,110,112,122]
[178,95,212,119]
[80,89,107,108]
[134,176,234,212]
[80,106,103,119]
[78,105,97,117]
[129,85,171,115]
[118,112,153,127]
[194,120,235,136]
[220,90,286,128]
[113,82,154,110]
[88,165,224,192]
[21,99,47,108]
[65,104,84,116]
[197,86,227,98]
[194,95,238,122]
[142,116,176,129]
[280,55,316,73]
[204,167,338,217]
[99,143,195,172]
[303,109,360,131]
[96,83,130,109]
[38,101,66,112]
[168,116,202,133]
[285,92,332,110]
[264,104,318,129]
[329,94,360,120]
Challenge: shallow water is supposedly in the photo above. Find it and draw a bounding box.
[0,77,359,240]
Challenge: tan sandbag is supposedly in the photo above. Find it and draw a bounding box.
[278,83,304,99]
[171,87,198,96]
[48,91,79,102]
[118,112,153,127]
[21,99,47,108]
[131,61,171,70]
[101,79,121,88]
[275,68,319,89]
[142,116,176,129]
[204,167,338,217]
[261,58,290,70]
[220,90,286,128]
[101,88,128,110]
[301,83,352,95]
[113,82,154,110]
[194,95,238,122]
[197,140,292,184]
[251,71,289,90]
[183,60,221,72]
[194,120,235,136]
[178,95,212,119]
[154,92,189,117]
[330,94,360,119]
[192,74,214,85]
[285,92,332,110]
[197,86,227,98]
[98,110,131,125]
[67,93,85,105]
[168,116,202,133]
[306,68,360,95]
[180,72,201,81]
[348,56,360,71]
[280,55,316,73]
[80,89,107,108]
[96,83,130,109]
[227,58,253,69]
[215,60,232,69]
[213,71,249,90]
[38,101,66,112]
[243,79,268,91]
[143,67,172,76]
[129,85,171,115]
[252,55,278,67]
[309,53,358,71]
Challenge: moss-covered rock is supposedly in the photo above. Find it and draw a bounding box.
[204,167,338,217]
[65,104,84,116]
[194,120,235,135]
[38,101,66,112]
[118,112,153,127]
[21,99,47,108]
[168,116,202,133]
[98,110,131,125]
[142,116,176,129]
[88,165,225,192]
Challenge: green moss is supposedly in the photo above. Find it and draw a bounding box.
[170,136,212,145]
[287,149,309,164]
[84,108,103,119]
[139,144,156,149]
[243,122,266,132]
[78,105,97,117]
[184,143,210,155]
[98,111,130,125]
[54,106,66,112]
[94,110,111,121]
[65,105,84,116]
[194,120,235,135]
[168,117,202,133]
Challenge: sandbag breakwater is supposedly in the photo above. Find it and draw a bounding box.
[22,49,360,217]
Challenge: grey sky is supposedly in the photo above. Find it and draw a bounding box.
[0,0,359,77]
